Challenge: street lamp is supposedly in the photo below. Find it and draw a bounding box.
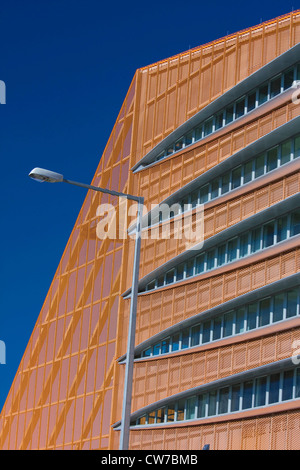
[29,167,144,450]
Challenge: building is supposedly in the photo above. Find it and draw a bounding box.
[1,10,300,450]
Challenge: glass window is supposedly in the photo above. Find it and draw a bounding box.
[207,249,216,270]
[153,343,160,356]
[270,76,281,98]
[244,160,253,184]
[167,146,173,155]
[185,131,193,145]
[273,293,284,323]
[175,139,183,152]
[231,384,241,412]
[232,166,242,189]
[142,348,151,358]
[281,140,292,165]
[240,233,249,258]
[156,408,166,423]
[177,263,185,281]
[236,308,246,334]
[282,369,294,401]
[202,320,211,343]
[225,105,234,124]
[148,411,156,424]
[255,376,267,407]
[296,369,300,398]
[221,172,230,194]
[277,215,288,243]
[236,98,245,118]
[147,280,156,291]
[283,68,294,90]
[217,244,226,266]
[211,178,220,199]
[251,227,261,253]
[295,136,300,159]
[228,238,238,262]
[258,84,268,105]
[157,275,165,287]
[219,387,230,414]
[186,259,194,278]
[213,317,222,340]
[138,415,146,425]
[195,254,205,274]
[247,91,256,111]
[172,334,180,352]
[287,289,298,318]
[161,339,170,354]
[204,118,213,136]
[269,373,280,404]
[263,221,275,248]
[166,269,175,285]
[195,126,202,141]
[259,298,271,327]
[223,311,234,337]
[198,394,207,418]
[208,390,217,416]
[215,112,223,130]
[255,154,265,178]
[181,328,190,349]
[242,381,253,409]
[200,185,209,204]
[298,64,300,81]
[191,325,200,347]
[177,399,185,421]
[167,404,175,422]
[186,396,197,420]
[247,303,258,330]
[291,210,300,236]
[267,147,278,172]
[191,190,199,208]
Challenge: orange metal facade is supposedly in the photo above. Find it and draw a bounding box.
[1,11,300,450]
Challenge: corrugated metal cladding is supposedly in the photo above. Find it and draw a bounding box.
[1,11,300,450]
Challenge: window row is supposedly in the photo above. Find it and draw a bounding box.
[137,287,299,358]
[153,133,300,225]
[142,63,300,169]
[134,366,300,426]
[145,208,300,292]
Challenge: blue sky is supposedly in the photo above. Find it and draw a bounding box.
[0,0,298,411]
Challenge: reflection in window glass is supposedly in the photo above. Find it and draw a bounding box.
[296,369,300,398]
[202,321,211,343]
[156,408,165,423]
[284,69,294,89]
[195,126,202,141]
[240,233,249,257]
[215,112,223,130]
[287,289,298,318]
[213,317,222,340]
[217,244,226,266]
[148,411,156,424]
[208,391,217,416]
[236,98,245,118]
[251,227,261,253]
[281,140,292,165]
[263,221,275,248]
[228,238,238,262]
[255,154,265,178]
[223,311,234,337]
[177,263,184,281]
[255,376,267,406]
[204,118,213,136]
[267,148,278,172]
[292,210,300,236]
[161,339,170,354]
[177,399,185,421]
[236,308,246,333]
[247,91,256,111]
[295,136,300,159]
[186,396,197,420]
[277,216,288,243]
[231,384,241,412]
[270,76,281,98]
[172,334,180,352]
[181,328,190,349]
[207,249,216,270]
[225,105,234,124]
[186,259,194,278]
[221,172,230,194]
[242,381,253,409]
[198,394,207,418]
[211,178,219,199]
[200,185,209,204]
[219,387,230,414]
[232,166,242,189]
[244,160,253,183]
[259,298,270,327]
[282,370,294,401]
[195,254,205,274]
[167,404,175,422]
[191,325,200,347]
[153,343,160,356]
[157,275,164,287]
[166,269,175,285]
[273,292,284,322]
[258,84,268,105]
[247,303,257,330]
[185,131,193,145]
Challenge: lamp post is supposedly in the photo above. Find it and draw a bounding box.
[29,167,144,450]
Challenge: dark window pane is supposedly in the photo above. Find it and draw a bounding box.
[296,369,300,398]
[185,131,193,145]
[236,308,246,333]
[166,269,175,284]
[282,370,294,401]
[219,387,230,414]
[223,311,234,337]
[242,381,253,409]
[244,160,253,183]
[143,348,151,357]
[269,373,280,404]
[157,275,164,287]
[153,343,160,355]
[208,390,217,416]
[195,126,202,141]
[247,92,256,111]
[270,76,281,98]
[295,136,300,159]
[175,139,183,152]
[202,321,211,343]
[225,105,234,124]
[287,289,298,318]
[147,280,156,291]
[200,185,209,204]
[267,147,278,172]
[181,328,190,349]
[277,216,288,243]
[167,146,173,155]
[259,298,271,327]
[258,84,268,105]
[291,210,300,236]
[177,263,185,281]
[191,325,200,347]
[186,396,197,420]
[207,249,216,270]
[251,227,261,253]
[215,112,223,130]
[247,303,257,330]
[213,317,222,340]
[255,376,267,407]
[156,408,166,423]
[281,140,292,165]
[228,238,238,262]
[138,416,146,425]
[204,118,213,136]
[191,190,199,208]
[232,166,242,189]
[255,154,265,178]
[217,244,226,266]
[167,404,175,422]
[198,394,207,418]
[177,399,185,421]
[283,68,294,89]
[240,233,249,257]
[221,172,230,194]
[236,98,245,118]
[273,293,284,322]
[231,385,241,412]
[195,254,205,274]
[263,221,275,248]
[186,259,194,278]
[211,178,220,199]
[161,339,170,354]
[172,334,180,351]
[148,411,156,424]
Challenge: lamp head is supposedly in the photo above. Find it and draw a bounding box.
[29,167,64,183]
